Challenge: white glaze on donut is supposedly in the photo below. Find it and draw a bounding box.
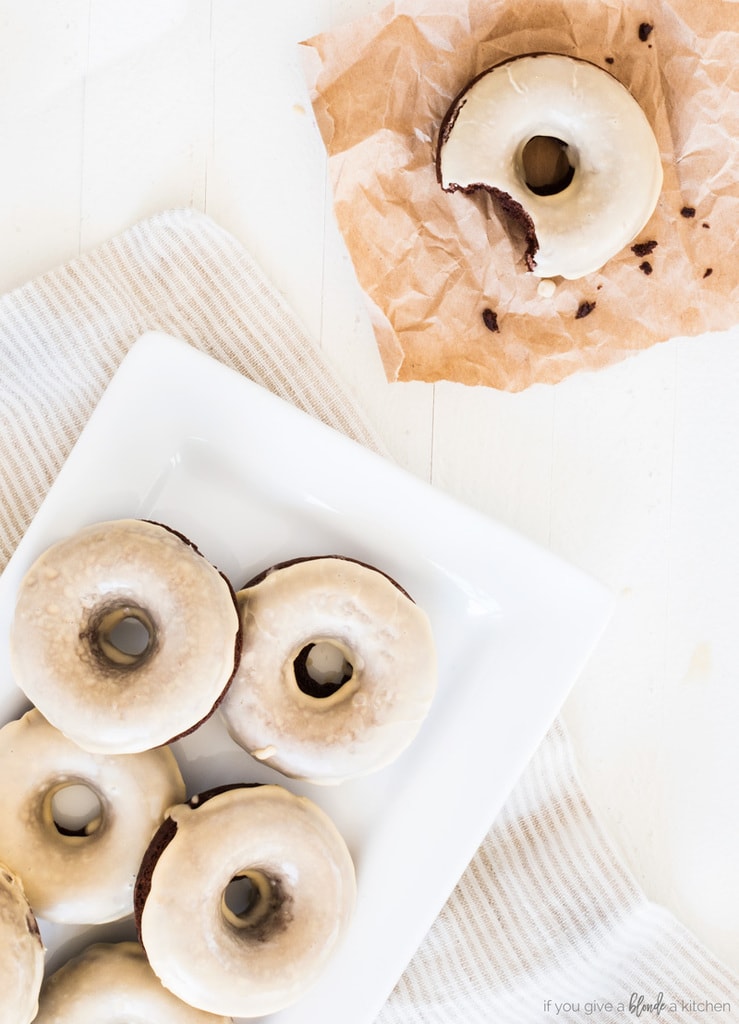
[137,785,356,1018]
[0,709,185,924]
[0,862,44,1024]
[10,519,240,753]
[34,942,231,1023]
[438,54,663,279]
[220,557,437,784]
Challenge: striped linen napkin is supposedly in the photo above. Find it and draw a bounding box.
[1,208,737,1023]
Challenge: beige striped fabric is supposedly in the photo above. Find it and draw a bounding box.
[380,720,739,1022]
[0,208,382,568]
[1,209,737,1022]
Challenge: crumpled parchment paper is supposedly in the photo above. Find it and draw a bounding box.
[301,0,738,390]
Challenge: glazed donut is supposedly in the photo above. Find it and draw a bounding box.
[135,784,356,1018]
[10,518,241,753]
[0,862,44,1024]
[0,709,185,924]
[34,942,231,1023]
[219,555,437,784]
[437,53,663,279]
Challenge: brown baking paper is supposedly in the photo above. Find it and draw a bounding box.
[301,0,738,390]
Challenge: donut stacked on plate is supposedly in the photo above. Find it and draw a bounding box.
[1,517,437,1019]
[10,519,243,755]
[221,554,438,784]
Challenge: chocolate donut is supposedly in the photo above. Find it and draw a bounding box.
[437,53,663,279]
[135,784,356,1018]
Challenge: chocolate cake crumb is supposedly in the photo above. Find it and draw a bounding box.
[575,300,596,320]
[702,222,710,229]
[638,22,654,42]
[703,267,713,278]
[482,308,499,333]
[639,261,653,275]
[680,206,696,218]
[605,57,615,64]
[631,240,658,258]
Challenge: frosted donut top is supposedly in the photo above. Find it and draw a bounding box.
[9,519,240,753]
[138,785,356,1018]
[220,556,437,784]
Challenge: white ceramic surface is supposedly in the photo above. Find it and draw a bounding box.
[0,332,611,1023]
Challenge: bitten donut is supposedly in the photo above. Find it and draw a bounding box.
[437,53,663,279]
[0,862,44,1024]
[34,942,231,1023]
[220,556,437,784]
[0,709,185,924]
[135,784,356,1018]
[10,518,241,753]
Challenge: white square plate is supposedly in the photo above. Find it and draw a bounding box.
[0,332,612,1023]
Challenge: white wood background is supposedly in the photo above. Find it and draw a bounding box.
[1,0,738,978]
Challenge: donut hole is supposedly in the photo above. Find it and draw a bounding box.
[49,783,103,838]
[294,641,354,699]
[222,870,288,938]
[223,873,261,921]
[107,615,150,657]
[89,604,156,668]
[521,135,575,196]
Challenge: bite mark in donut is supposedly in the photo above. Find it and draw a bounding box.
[437,53,663,280]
